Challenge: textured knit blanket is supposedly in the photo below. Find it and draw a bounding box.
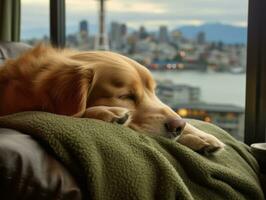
[0,112,264,200]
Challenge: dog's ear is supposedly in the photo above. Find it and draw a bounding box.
[36,62,94,116]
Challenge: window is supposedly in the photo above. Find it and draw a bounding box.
[66,0,248,141]
[244,0,266,144]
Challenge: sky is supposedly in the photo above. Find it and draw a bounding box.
[21,0,248,39]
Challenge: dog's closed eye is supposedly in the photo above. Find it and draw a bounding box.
[118,94,136,102]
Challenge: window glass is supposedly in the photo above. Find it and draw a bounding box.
[21,0,246,141]
[21,0,49,44]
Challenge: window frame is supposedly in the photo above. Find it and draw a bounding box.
[244,0,266,144]
[50,0,65,47]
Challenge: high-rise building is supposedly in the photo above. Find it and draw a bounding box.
[159,25,169,43]
[80,20,88,34]
[79,20,89,40]
[120,23,127,50]
[120,24,127,36]
[110,22,121,50]
[110,22,128,51]
[78,20,89,49]
[197,32,206,44]
[139,26,148,39]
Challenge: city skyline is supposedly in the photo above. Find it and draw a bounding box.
[21,19,247,43]
[21,0,248,39]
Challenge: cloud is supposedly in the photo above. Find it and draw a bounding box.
[107,1,166,14]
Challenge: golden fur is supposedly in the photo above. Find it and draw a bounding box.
[0,44,224,152]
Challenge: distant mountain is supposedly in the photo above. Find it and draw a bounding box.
[177,23,247,44]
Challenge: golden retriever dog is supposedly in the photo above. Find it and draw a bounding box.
[0,44,224,153]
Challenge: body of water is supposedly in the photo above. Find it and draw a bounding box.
[151,71,246,108]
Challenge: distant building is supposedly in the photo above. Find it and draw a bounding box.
[170,30,182,44]
[66,34,78,47]
[174,102,245,140]
[155,42,177,61]
[120,24,128,51]
[139,26,149,39]
[159,25,169,43]
[156,81,200,105]
[79,20,89,37]
[155,80,244,140]
[78,20,89,49]
[197,31,206,44]
[80,20,88,34]
[207,49,230,71]
[110,22,127,51]
[127,32,138,54]
[110,22,121,50]
[120,23,127,36]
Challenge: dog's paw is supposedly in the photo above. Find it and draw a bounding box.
[199,139,225,155]
[109,108,132,125]
[197,133,225,154]
[176,123,225,154]
[83,106,132,126]
[177,133,225,154]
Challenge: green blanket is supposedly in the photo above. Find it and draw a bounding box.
[0,112,264,200]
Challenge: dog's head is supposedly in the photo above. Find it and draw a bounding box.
[65,51,185,138]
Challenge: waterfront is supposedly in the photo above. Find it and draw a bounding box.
[152,71,246,108]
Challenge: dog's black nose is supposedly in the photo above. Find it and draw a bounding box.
[165,119,186,138]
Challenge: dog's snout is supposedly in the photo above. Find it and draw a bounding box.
[165,119,186,138]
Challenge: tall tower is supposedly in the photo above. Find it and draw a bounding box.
[95,0,109,50]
